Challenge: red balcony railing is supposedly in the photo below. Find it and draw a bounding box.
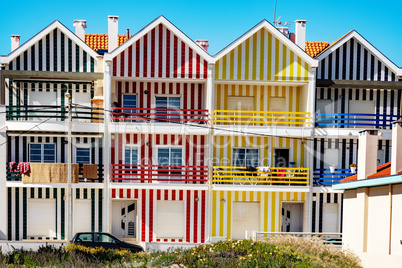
[111,164,208,183]
[111,107,209,123]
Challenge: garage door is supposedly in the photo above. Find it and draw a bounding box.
[322,203,339,232]
[74,200,92,233]
[232,202,260,240]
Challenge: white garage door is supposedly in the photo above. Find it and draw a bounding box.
[232,202,260,240]
[74,200,92,233]
[157,200,185,239]
[322,203,339,232]
[28,199,56,237]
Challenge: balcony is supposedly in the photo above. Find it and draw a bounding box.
[7,162,104,183]
[111,107,209,124]
[316,113,401,129]
[111,164,208,184]
[6,105,104,123]
[213,110,311,127]
[313,168,356,186]
[213,166,309,185]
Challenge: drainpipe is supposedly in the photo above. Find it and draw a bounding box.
[65,92,73,241]
[206,63,215,242]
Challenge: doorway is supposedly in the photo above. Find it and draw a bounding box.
[281,202,303,232]
[112,200,137,238]
[274,148,289,167]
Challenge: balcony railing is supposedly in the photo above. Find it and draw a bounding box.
[111,164,208,183]
[313,168,356,186]
[111,107,209,124]
[6,105,104,122]
[7,162,104,183]
[213,166,309,185]
[316,113,401,128]
[213,110,311,126]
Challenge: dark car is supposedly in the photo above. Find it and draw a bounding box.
[71,232,144,253]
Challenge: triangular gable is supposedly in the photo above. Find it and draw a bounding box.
[213,20,318,82]
[316,30,402,80]
[105,16,213,79]
[0,20,99,72]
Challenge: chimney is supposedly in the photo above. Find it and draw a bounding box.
[196,40,209,52]
[357,130,379,180]
[108,15,119,52]
[391,121,402,175]
[276,27,289,37]
[11,35,20,52]
[295,20,307,50]
[73,20,87,41]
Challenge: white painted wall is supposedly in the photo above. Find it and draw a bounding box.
[391,184,402,255]
[342,190,359,251]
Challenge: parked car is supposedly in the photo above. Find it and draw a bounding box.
[71,232,144,253]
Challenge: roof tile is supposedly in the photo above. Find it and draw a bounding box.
[85,34,132,51]
[305,41,329,58]
[341,162,392,183]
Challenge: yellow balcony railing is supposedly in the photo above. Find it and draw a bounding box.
[213,110,310,126]
[213,166,309,185]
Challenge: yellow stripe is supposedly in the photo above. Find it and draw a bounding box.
[227,191,232,239]
[229,49,234,80]
[252,32,257,80]
[222,54,227,80]
[304,61,309,82]
[264,137,269,165]
[257,191,261,202]
[268,33,272,81]
[286,192,291,201]
[293,138,297,168]
[271,192,276,231]
[235,191,239,201]
[219,191,224,236]
[213,136,217,166]
[220,136,224,165]
[301,139,305,167]
[212,191,217,236]
[215,59,220,80]
[227,135,232,166]
[278,192,283,229]
[245,38,250,80]
[216,84,221,110]
[282,43,287,81]
[301,192,305,201]
[296,86,300,113]
[264,192,268,231]
[237,44,242,80]
[242,191,246,201]
[297,57,302,81]
[289,51,295,81]
[275,39,279,81]
[246,85,250,97]
[260,30,265,80]
[250,191,254,201]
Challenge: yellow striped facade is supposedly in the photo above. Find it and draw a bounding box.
[213,136,306,168]
[212,190,306,238]
[215,28,310,81]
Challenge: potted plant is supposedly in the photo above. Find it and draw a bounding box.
[329,165,336,173]
[350,163,357,173]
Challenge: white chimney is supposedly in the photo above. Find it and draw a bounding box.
[11,35,20,52]
[196,40,209,52]
[73,20,87,41]
[391,121,402,175]
[295,20,307,50]
[357,130,378,180]
[108,15,119,52]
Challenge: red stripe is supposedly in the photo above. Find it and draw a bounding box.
[117,82,122,107]
[133,133,138,144]
[112,189,116,198]
[150,28,155,78]
[166,29,170,78]
[132,81,137,94]
[198,84,202,110]
[196,54,200,79]
[172,190,176,200]
[203,60,207,79]
[127,189,131,198]
[186,190,191,242]
[135,41,140,77]
[185,135,190,166]
[143,34,148,77]
[141,134,146,183]
[163,134,168,145]
[118,134,123,166]
[169,83,173,95]
[173,36,178,78]
[111,135,115,165]
[192,136,197,184]
[194,191,198,243]
[158,24,163,77]
[139,83,144,110]
[141,189,146,242]
[179,190,183,200]
[113,57,117,76]
[149,189,153,242]
[128,45,132,76]
[181,42,185,78]
[147,82,151,109]
[183,84,187,111]
[188,48,193,79]
[201,191,205,243]
[134,189,138,199]
[148,134,152,183]
[165,189,169,200]
[157,189,161,200]
[126,133,130,144]
[170,134,175,145]
[161,83,166,95]
[191,84,195,110]
[119,189,124,198]
[200,136,205,166]
[156,134,160,145]
[120,51,125,77]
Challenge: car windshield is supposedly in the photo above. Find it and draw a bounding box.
[97,233,118,243]
[77,233,93,242]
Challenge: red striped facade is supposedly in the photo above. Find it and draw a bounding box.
[112,23,208,79]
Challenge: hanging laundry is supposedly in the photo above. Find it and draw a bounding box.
[17,162,30,174]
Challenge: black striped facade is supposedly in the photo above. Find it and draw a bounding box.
[312,192,343,233]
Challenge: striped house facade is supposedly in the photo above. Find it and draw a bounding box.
[112,23,208,79]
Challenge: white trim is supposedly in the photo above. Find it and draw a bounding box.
[0,20,98,64]
[213,20,318,68]
[104,16,213,63]
[316,30,402,76]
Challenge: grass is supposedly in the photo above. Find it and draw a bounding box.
[0,236,361,267]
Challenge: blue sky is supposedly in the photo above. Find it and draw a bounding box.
[1,0,401,66]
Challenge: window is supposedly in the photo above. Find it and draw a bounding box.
[97,233,117,243]
[122,95,137,117]
[158,147,182,182]
[155,96,181,120]
[125,146,138,179]
[29,144,56,163]
[28,92,57,120]
[76,233,93,242]
[232,148,259,167]
[75,147,90,164]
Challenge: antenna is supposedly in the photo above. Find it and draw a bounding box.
[275,16,281,27]
[273,0,278,26]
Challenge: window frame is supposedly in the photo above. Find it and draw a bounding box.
[29,143,56,163]
[74,144,91,164]
[231,147,260,167]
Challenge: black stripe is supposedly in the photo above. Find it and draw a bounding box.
[328,138,332,149]
[349,139,354,166]
[328,53,332,79]
[23,137,27,162]
[385,67,389,81]
[340,194,344,233]
[335,49,339,79]
[356,43,361,80]
[327,193,331,203]
[363,49,368,80]
[23,51,28,71]
[16,56,21,70]
[383,89,387,127]
[385,140,390,163]
[362,89,366,101]
[369,89,374,101]
[313,139,317,170]
[68,39,72,72]
[321,58,325,79]
[61,32,65,72]
[98,189,103,231]
[15,188,19,240]
[370,55,375,80]
[334,193,338,203]
[91,189,95,232]
[31,45,35,70]
[342,43,347,79]
[349,39,354,80]
[15,137,19,163]
[91,138,95,164]
[76,45,80,72]
[61,137,65,163]
[319,193,323,232]
[23,188,27,239]
[378,140,383,150]
[7,188,12,240]
[377,61,382,81]
[39,40,43,71]
[341,139,346,169]
[320,139,325,170]
[397,90,402,119]
[46,34,50,71]
[53,29,58,71]
[312,200,316,232]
